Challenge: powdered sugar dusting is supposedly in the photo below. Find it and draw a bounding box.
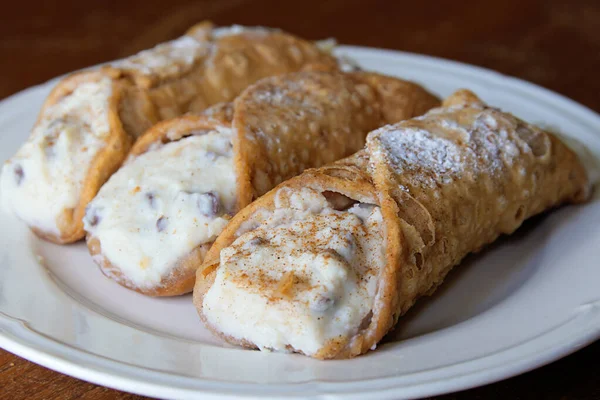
[470,110,523,176]
[376,127,464,188]
[369,105,536,190]
[112,36,208,77]
[247,78,320,109]
[244,74,353,115]
[248,85,290,105]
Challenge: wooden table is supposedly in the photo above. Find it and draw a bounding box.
[1,1,599,398]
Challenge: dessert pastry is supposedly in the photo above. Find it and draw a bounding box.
[1,22,338,244]
[83,70,440,296]
[194,90,589,359]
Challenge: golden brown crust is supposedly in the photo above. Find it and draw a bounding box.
[233,71,439,208]
[98,22,213,90]
[102,25,339,138]
[232,71,382,208]
[361,91,590,360]
[350,72,440,124]
[91,70,439,296]
[22,22,338,244]
[194,90,590,359]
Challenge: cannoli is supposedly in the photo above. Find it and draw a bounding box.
[83,70,440,296]
[1,22,338,244]
[194,90,590,359]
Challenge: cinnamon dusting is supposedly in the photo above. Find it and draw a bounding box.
[272,270,295,299]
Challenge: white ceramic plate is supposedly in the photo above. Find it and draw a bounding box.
[1,46,599,400]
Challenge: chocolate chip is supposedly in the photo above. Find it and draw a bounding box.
[84,206,101,227]
[145,192,157,208]
[248,237,267,247]
[13,165,24,185]
[156,216,167,232]
[89,215,99,226]
[311,295,335,313]
[358,310,373,330]
[197,192,221,217]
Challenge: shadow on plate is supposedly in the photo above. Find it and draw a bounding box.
[384,211,553,343]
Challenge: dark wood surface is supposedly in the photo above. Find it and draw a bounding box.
[1,1,599,399]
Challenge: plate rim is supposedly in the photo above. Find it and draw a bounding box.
[1,44,600,400]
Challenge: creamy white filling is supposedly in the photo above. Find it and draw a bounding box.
[0,78,113,235]
[203,187,384,356]
[84,128,236,289]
